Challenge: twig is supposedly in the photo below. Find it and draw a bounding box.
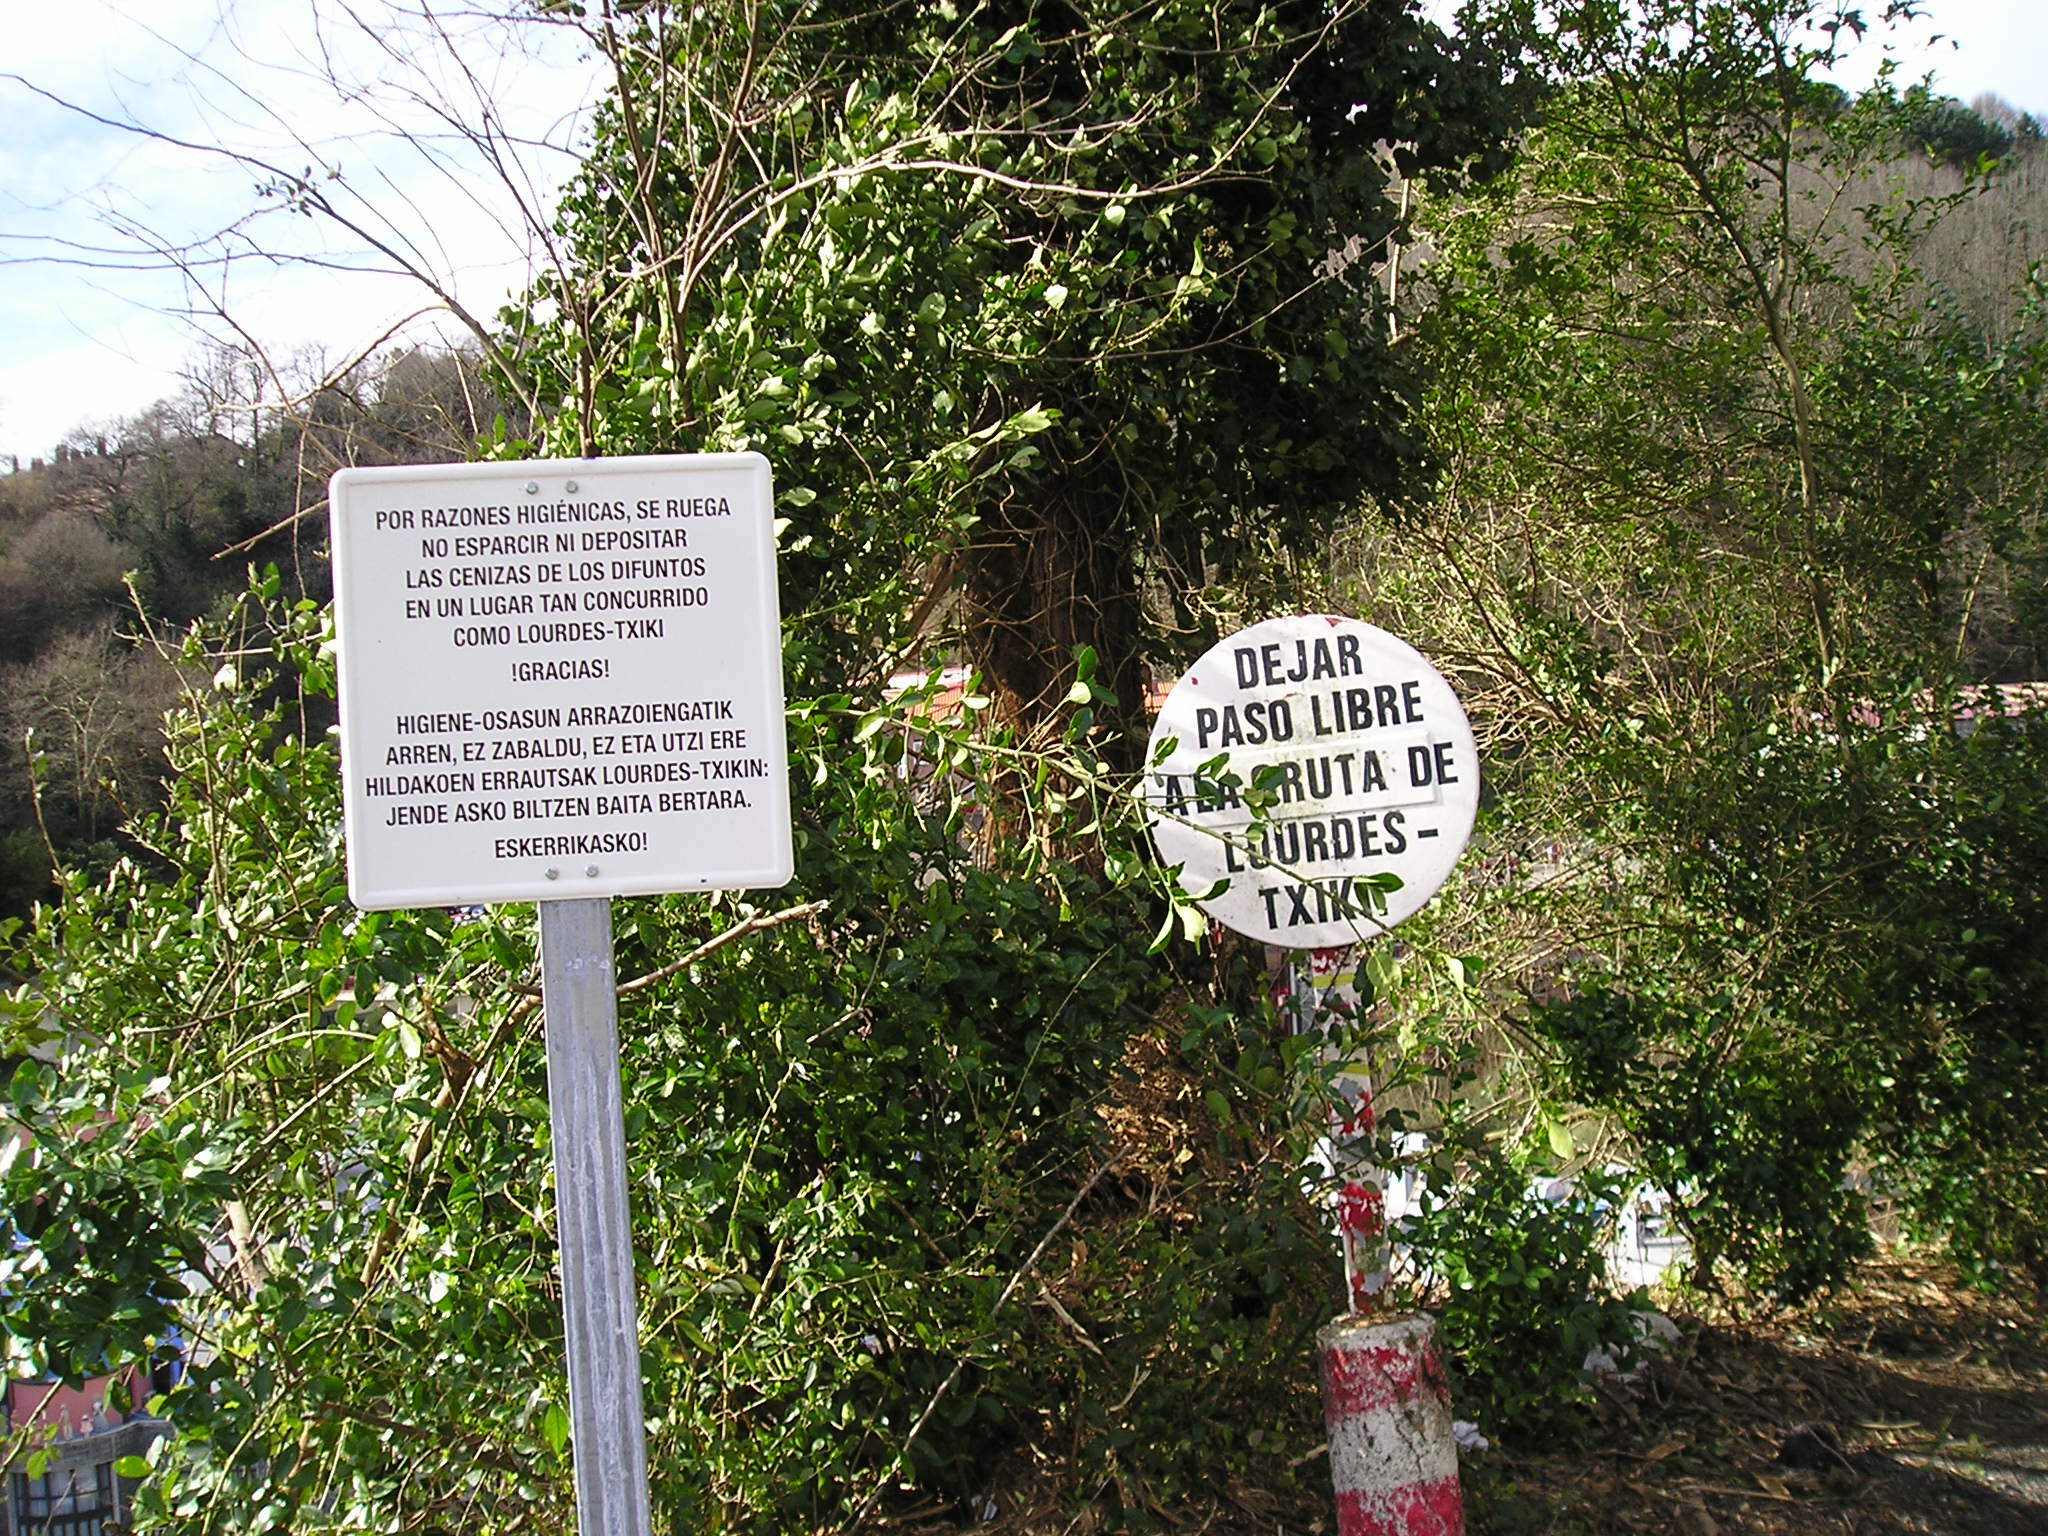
[615,899,828,996]
[1035,1282,1106,1358]
[360,994,537,1290]
[849,1154,1123,1530]
[1677,1480,1794,1503]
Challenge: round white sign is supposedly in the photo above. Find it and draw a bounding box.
[1144,614,1479,948]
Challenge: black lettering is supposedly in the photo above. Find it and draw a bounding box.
[384,802,448,826]
[1301,820,1330,863]
[1383,810,1408,855]
[1304,756,1332,800]
[1285,883,1315,925]
[1358,814,1382,858]
[385,743,454,766]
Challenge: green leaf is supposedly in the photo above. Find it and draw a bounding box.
[1364,947,1399,995]
[1147,904,1177,955]
[1546,1119,1575,1161]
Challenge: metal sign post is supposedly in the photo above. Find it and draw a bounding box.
[1144,613,1480,1536]
[329,453,795,1533]
[540,897,650,1536]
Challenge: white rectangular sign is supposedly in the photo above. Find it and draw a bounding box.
[329,453,792,909]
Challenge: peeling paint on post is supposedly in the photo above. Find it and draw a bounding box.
[1319,1314,1463,1536]
[1283,948,1390,1314]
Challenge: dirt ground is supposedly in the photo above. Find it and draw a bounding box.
[924,1249,2048,1535]
[1464,1253,2048,1535]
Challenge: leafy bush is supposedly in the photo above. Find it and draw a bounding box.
[0,584,1337,1534]
[1398,1133,1651,1443]
[1530,986,1873,1303]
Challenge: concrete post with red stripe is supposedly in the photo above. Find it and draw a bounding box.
[1290,948,1464,1535]
[1318,1312,1464,1536]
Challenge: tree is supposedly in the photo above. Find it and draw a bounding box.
[10,0,1522,742]
[1347,0,2048,1298]
[1898,86,2013,169]
[506,0,1523,751]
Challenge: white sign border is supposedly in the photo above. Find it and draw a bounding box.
[329,452,793,911]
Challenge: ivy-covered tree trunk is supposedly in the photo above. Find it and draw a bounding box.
[505,0,1523,752]
[958,473,1145,750]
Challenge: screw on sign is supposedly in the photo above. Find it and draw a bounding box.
[1146,615,1477,1536]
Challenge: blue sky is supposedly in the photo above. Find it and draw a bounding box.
[0,0,594,465]
[2,0,2045,467]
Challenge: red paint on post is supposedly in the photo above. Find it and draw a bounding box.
[1336,1177,1388,1313]
[1319,1313,1463,1536]
[1333,1480,1464,1536]
[1336,1179,1385,1239]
